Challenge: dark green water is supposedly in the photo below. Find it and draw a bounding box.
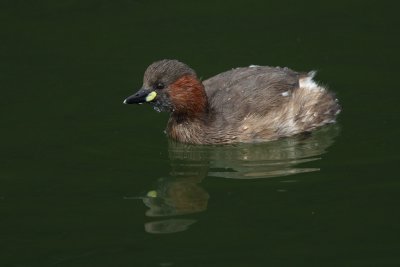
[1,1,400,266]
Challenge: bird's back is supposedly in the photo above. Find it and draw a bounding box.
[203,66,303,121]
[201,65,340,142]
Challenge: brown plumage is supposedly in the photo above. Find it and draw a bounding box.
[124,59,341,144]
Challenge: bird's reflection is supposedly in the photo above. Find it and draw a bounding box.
[137,125,339,234]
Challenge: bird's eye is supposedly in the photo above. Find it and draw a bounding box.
[154,82,165,90]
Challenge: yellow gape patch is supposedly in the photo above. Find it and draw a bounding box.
[147,190,157,198]
[146,91,157,102]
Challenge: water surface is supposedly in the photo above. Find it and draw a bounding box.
[1,0,400,266]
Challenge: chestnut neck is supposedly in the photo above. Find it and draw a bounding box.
[169,75,210,122]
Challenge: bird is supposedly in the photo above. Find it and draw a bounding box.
[123,59,340,144]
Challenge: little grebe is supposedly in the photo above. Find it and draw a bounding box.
[124,60,340,144]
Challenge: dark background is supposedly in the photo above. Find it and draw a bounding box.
[1,0,400,266]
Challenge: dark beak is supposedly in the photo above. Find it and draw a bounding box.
[123,88,153,104]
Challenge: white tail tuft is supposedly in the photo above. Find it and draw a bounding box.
[299,71,322,91]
